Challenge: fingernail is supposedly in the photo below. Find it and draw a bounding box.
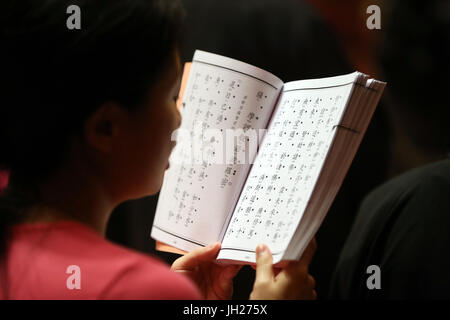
[256,244,266,256]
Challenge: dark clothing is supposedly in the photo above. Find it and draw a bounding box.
[330,158,450,299]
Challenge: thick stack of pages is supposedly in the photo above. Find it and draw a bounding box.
[279,73,386,262]
[151,50,386,265]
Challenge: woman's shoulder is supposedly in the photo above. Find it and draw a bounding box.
[7,220,201,299]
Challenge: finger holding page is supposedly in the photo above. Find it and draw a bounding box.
[275,238,316,281]
[171,242,244,300]
[250,241,317,300]
[171,242,221,272]
[254,244,274,282]
[274,239,317,299]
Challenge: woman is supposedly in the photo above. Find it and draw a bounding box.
[0,0,316,299]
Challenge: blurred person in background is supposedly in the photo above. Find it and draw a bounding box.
[330,0,450,299]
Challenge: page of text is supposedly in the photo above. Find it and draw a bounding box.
[151,51,283,252]
[218,73,358,263]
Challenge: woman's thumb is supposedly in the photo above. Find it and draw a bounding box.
[254,244,274,282]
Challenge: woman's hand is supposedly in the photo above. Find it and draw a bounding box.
[171,243,242,300]
[250,238,317,300]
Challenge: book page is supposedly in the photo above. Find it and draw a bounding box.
[155,63,192,255]
[151,50,283,253]
[283,76,385,261]
[217,73,359,264]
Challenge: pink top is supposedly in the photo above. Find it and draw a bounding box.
[1,220,201,299]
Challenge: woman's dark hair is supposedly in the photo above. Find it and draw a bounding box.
[0,0,185,260]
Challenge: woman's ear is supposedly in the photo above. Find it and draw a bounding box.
[83,102,125,154]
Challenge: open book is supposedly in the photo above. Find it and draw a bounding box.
[151,50,386,265]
